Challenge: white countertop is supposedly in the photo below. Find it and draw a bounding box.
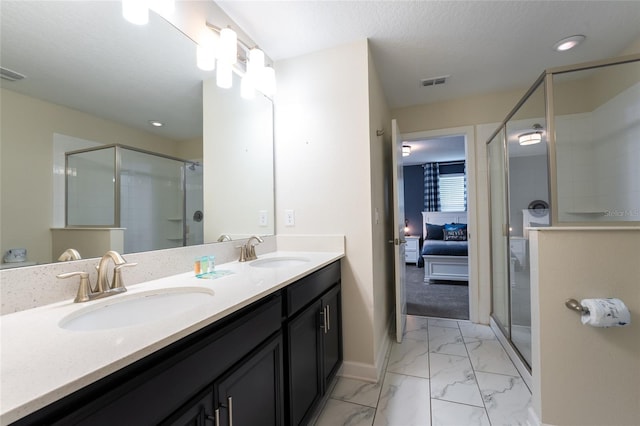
[0,251,343,425]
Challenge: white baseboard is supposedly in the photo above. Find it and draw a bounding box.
[339,317,393,383]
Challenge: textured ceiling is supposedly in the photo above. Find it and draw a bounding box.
[218,0,640,109]
[0,1,206,141]
[2,1,639,145]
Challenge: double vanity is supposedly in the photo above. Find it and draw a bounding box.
[0,250,344,425]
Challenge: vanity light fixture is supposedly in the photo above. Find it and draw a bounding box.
[219,27,238,65]
[553,35,585,52]
[402,145,411,156]
[216,61,233,89]
[197,28,219,71]
[202,23,277,96]
[518,124,543,146]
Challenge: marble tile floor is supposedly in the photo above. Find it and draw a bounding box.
[310,315,532,426]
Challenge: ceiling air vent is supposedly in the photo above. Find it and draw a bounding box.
[420,75,449,87]
[0,67,26,82]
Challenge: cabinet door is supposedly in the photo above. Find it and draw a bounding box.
[214,334,283,426]
[321,285,342,389]
[160,388,215,426]
[286,299,323,426]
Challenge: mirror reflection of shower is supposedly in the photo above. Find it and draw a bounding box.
[64,144,203,254]
[185,160,204,246]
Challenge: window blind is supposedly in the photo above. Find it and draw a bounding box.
[439,173,466,212]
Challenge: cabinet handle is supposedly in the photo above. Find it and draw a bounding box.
[322,306,328,334]
[208,408,219,426]
[228,396,233,426]
[326,305,331,331]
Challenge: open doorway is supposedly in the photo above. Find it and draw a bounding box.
[401,130,472,320]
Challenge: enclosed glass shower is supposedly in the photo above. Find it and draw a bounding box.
[65,144,203,254]
[487,54,639,370]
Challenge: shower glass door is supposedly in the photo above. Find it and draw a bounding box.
[505,81,547,366]
[488,128,510,337]
[120,147,184,253]
[66,146,116,226]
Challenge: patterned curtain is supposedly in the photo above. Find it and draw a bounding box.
[464,165,468,211]
[423,162,440,211]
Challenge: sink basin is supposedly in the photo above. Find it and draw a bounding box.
[59,287,214,331]
[250,256,310,269]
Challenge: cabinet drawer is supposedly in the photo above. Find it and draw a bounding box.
[285,261,340,317]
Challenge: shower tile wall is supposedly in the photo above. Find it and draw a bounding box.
[120,152,184,254]
[556,81,640,221]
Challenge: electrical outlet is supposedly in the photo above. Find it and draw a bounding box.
[284,209,295,226]
[258,210,268,226]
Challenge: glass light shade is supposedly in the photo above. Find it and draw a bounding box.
[197,28,219,71]
[402,145,411,156]
[241,75,256,100]
[259,66,276,97]
[518,132,542,146]
[216,61,233,89]
[219,28,238,65]
[248,48,265,76]
[122,0,149,25]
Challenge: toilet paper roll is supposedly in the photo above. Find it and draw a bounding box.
[580,298,631,327]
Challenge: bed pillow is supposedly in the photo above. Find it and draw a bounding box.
[443,223,467,241]
[425,223,444,240]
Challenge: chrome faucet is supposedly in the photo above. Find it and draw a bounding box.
[57,250,137,303]
[217,234,232,242]
[239,235,263,262]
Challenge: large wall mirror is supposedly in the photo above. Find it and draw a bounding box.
[0,1,274,267]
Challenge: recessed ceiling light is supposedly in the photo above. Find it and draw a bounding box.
[149,120,164,127]
[553,35,585,52]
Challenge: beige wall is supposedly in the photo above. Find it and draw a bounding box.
[274,40,389,380]
[367,45,394,372]
[530,228,640,425]
[0,89,184,264]
[177,136,203,162]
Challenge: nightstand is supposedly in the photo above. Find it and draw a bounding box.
[404,236,420,265]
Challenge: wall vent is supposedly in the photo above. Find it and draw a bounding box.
[420,75,449,87]
[0,67,26,82]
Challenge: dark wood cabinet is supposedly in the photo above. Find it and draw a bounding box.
[163,334,283,426]
[286,299,323,426]
[214,334,283,426]
[321,284,342,390]
[11,261,341,426]
[159,388,215,426]
[284,262,342,426]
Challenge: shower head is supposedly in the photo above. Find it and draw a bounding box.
[188,161,200,171]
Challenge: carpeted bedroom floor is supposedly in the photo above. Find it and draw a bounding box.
[405,265,469,320]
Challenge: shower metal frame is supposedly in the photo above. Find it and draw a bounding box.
[64,143,199,247]
[485,53,640,369]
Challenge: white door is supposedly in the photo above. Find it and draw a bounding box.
[391,119,407,343]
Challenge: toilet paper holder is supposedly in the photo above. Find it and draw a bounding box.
[565,299,589,314]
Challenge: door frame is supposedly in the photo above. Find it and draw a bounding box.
[400,125,484,324]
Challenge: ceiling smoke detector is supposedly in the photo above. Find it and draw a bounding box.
[420,75,450,87]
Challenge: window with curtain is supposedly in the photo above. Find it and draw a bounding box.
[438,173,466,211]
